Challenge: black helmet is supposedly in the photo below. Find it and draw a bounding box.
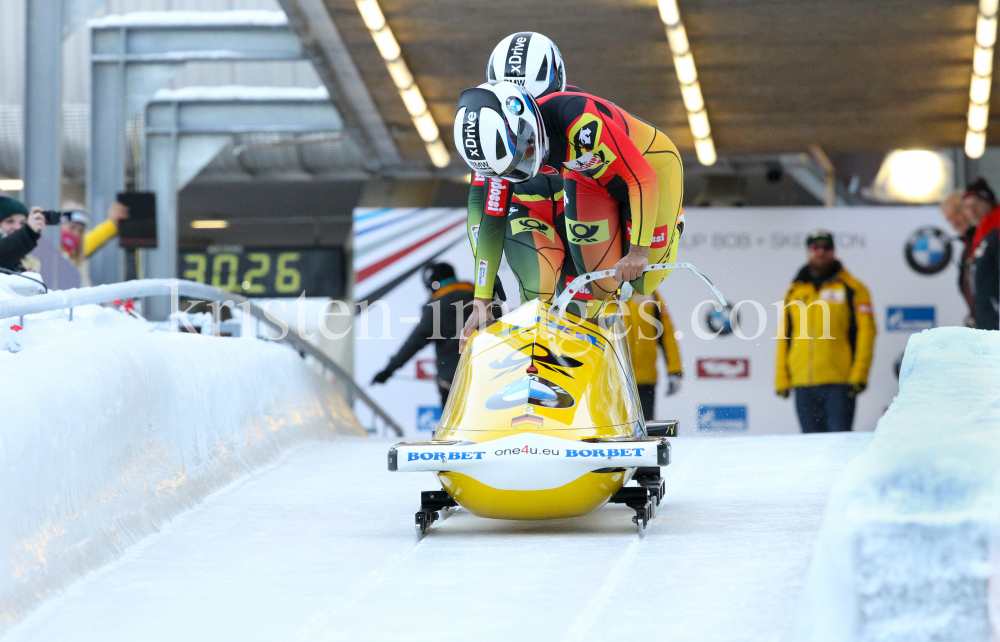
[422,262,456,291]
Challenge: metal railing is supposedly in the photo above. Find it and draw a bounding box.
[0,278,403,437]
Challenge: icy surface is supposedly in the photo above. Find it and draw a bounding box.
[0,305,363,630]
[88,11,288,28]
[795,327,1000,642]
[0,433,870,642]
[152,86,329,102]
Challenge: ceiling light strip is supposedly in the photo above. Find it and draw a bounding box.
[967,0,998,158]
[355,0,450,168]
[657,0,716,166]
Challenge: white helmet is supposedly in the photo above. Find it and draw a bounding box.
[487,32,566,99]
[454,81,548,183]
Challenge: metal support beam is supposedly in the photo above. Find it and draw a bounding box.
[278,0,402,168]
[87,12,304,285]
[23,0,63,213]
[779,152,858,207]
[143,87,341,319]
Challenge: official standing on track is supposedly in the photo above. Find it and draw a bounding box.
[371,263,475,404]
[624,292,682,420]
[775,230,876,433]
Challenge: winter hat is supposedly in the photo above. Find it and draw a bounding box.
[806,229,835,248]
[963,176,997,206]
[422,262,456,291]
[0,196,29,223]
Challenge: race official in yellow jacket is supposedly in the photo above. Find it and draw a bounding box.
[775,230,875,433]
[625,291,683,421]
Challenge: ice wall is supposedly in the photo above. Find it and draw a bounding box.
[0,305,365,630]
[794,327,1000,642]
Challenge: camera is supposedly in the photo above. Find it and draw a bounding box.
[40,210,63,226]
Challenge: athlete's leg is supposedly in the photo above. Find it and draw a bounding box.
[504,200,566,305]
[629,152,683,294]
[563,176,625,311]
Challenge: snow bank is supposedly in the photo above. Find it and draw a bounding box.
[0,304,364,630]
[794,327,1000,642]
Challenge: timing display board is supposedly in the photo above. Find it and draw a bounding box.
[179,247,345,298]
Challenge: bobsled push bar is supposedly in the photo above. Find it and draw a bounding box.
[552,262,728,314]
[388,433,670,473]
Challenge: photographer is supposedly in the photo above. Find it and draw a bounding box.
[0,197,44,272]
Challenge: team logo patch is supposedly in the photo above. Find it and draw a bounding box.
[563,152,603,173]
[510,217,555,241]
[819,288,846,304]
[505,96,525,116]
[571,118,600,151]
[471,172,486,186]
[567,219,610,245]
[477,260,489,286]
[904,226,952,275]
[540,165,561,176]
[470,224,480,251]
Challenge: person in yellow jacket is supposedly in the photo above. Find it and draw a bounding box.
[59,201,129,284]
[624,291,683,420]
[775,230,876,433]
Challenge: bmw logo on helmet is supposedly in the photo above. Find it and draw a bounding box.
[904,226,952,275]
[506,96,524,115]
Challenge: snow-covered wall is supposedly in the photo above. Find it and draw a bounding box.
[0,306,365,630]
[794,327,1000,642]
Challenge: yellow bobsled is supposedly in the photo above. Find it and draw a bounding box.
[388,264,725,537]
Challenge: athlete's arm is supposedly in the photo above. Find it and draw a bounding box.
[467,173,485,254]
[472,177,514,299]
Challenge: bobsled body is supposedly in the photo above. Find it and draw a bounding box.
[394,299,655,521]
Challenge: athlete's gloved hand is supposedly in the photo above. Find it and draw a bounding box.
[371,368,392,385]
[776,388,790,399]
[459,297,497,353]
[666,372,682,396]
[847,382,867,398]
[614,245,650,287]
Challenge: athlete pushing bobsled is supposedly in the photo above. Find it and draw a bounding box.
[388,33,722,538]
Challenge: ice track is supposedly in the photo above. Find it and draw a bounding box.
[2,433,871,642]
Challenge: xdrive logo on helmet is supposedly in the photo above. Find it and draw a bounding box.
[505,35,529,76]
[463,111,481,158]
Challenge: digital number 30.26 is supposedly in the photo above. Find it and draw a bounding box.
[182,252,302,294]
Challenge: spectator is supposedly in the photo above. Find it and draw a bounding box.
[371,263,475,404]
[960,178,1000,330]
[624,291,683,420]
[775,230,876,433]
[941,189,978,326]
[0,197,44,273]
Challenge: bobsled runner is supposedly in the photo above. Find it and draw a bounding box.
[388,263,727,538]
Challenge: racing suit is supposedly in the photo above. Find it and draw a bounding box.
[472,91,683,317]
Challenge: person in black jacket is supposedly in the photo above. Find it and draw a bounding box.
[961,178,1000,330]
[0,197,45,272]
[371,263,476,404]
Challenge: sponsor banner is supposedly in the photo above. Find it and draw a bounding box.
[697,405,748,431]
[696,358,749,379]
[356,206,966,437]
[416,406,442,432]
[886,306,935,332]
